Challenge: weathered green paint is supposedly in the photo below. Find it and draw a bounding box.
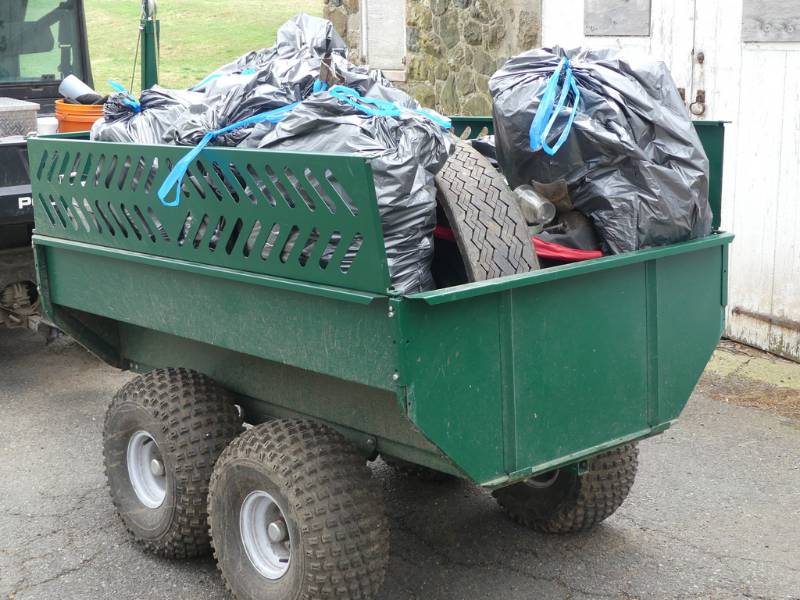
[36,239,398,391]
[32,229,732,485]
[451,116,495,137]
[452,117,726,230]
[26,137,391,294]
[29,126,733,488]
[394,237,730,483]
[693,121,726,230]
[35,235,382,305]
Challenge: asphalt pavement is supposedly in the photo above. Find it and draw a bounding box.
[1,328,799,600]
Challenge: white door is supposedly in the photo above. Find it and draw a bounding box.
[541,0,800,361]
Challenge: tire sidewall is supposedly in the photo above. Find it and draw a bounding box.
[104,402,178,542]
[211,459,305,600]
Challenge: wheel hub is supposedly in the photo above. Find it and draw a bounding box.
[126,430,167,508]
[240,490,291,580]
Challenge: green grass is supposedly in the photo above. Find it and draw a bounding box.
[84,0,322,94]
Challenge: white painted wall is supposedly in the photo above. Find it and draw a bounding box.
[542,0,800,360]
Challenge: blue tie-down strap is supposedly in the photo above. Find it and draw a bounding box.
[108,79,142,113]
[190,72,221,91]
[191,68,258,91]
[157,102,299,207]
[328,85,452,129]
[529,58,581,156]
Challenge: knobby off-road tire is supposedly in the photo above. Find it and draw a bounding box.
[208,419,390,600]
[435,141,540,283]
[493,444,639,533]
[103,368,242,557]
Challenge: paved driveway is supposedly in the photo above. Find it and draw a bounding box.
[1,329,798,599]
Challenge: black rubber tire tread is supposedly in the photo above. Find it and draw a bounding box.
[493,443,639,534]
[103,368,242,558]
[435,141,540,281]
[383,457,452,483]
[209,419,390,600]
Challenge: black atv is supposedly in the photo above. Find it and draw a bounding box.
[0,0,91,330]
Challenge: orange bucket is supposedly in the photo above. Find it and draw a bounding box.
[54,99,105,133]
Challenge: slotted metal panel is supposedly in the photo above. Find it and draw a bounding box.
[27,137,392,294]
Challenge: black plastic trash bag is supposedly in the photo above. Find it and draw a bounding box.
[195,14,416,109]
[121,14,418,148]
[91,85,207,144]
[489,47,712,254]
[241,90,453,294]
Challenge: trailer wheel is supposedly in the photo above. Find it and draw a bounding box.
[433,140,539,286]
[492,444,639,533]
[103,368,242,557]
[209,419,389,600]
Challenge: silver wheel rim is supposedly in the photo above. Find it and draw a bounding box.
[126,430,167,508]
[240,490,291,580]
[526,469,560,489]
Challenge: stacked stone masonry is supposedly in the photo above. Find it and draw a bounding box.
[323,0,542,114]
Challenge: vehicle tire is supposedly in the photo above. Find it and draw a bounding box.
[492,444,639,533]
[209,419,390,600]
[384,456,453,483]
[434,140,539,285]
[103,368,242,558]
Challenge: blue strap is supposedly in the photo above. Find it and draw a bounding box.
[409,107,452,129]
[192,69,258,91]
[329,85,401,117]
[312,79,329,93]
[108,79,141,113]
[529,59,581,156]
[328,85,451,128]
[158,102,299,207]
[191,73,221,91]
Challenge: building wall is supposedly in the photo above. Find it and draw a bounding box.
[323,0,542,114]
[542,0,800,362]
[324,0,363,63]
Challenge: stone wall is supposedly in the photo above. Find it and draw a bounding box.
[324,0,363,63]
[323,0,542,114]
[406,0,541,114]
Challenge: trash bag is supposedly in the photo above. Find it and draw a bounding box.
[91,85,207,144]
[470,134,499,170]
[489,46,712,254]
[241,90,453,294]
[116,13,418,148]
[193,14,417,110]
[204,13,347,80]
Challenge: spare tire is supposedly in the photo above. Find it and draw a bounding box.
[433,140,539,286]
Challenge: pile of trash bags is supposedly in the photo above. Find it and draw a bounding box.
[89,14,713,290]
[91,14,452,294]
[489,47,712,254]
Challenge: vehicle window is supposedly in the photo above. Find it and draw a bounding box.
[0,0,86,83]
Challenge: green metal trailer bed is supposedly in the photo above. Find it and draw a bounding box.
[28,119,732,600]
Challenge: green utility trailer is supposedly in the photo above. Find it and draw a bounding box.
[28,120,731,600]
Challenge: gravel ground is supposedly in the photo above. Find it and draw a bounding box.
[1,328,799,600]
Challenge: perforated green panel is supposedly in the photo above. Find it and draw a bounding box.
[27,137,391,293]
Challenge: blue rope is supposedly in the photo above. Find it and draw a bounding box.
[328,85,452,129]
[528,58,581,156]
[157,102,299,207]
